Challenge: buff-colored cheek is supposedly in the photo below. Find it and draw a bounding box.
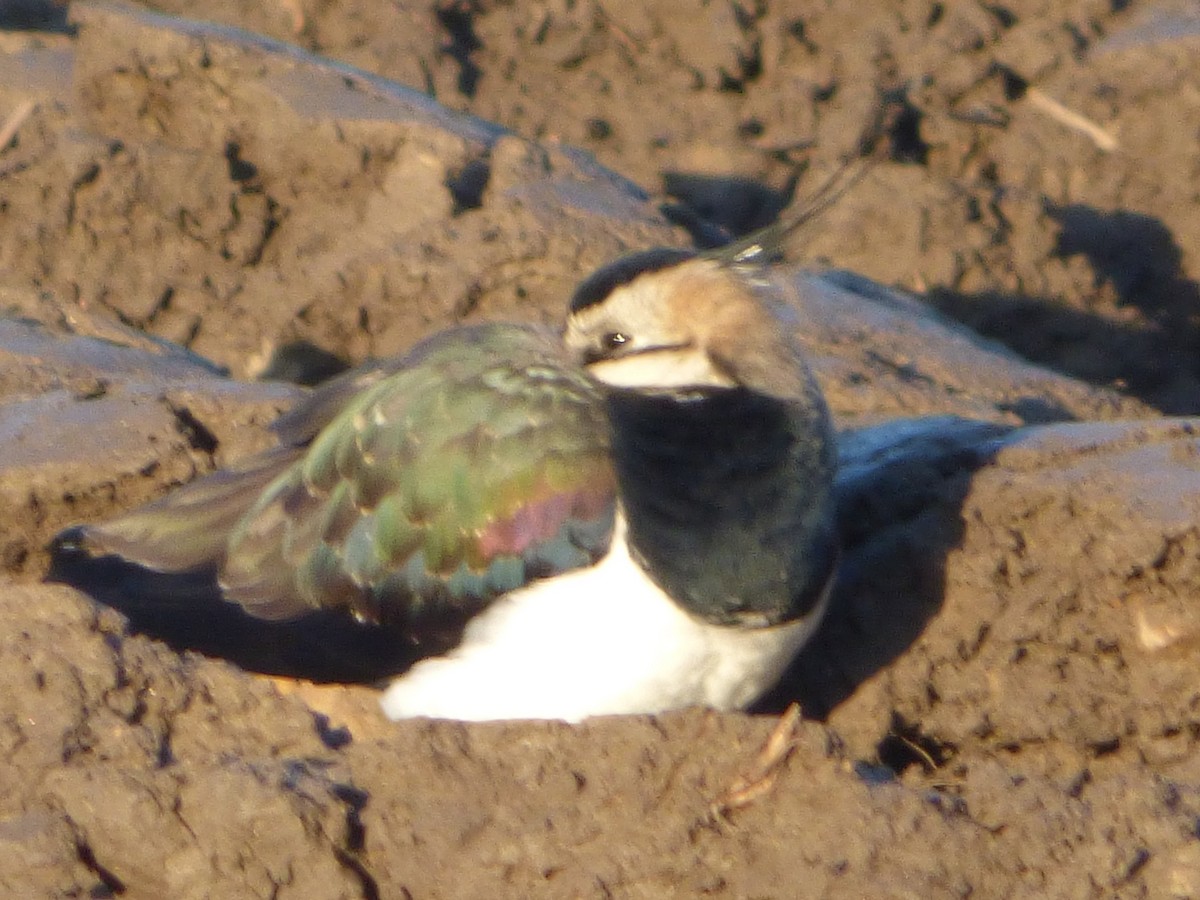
[668,274,765,344]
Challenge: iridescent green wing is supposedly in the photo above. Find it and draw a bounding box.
[219,324,617,632]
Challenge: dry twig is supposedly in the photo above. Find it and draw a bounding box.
[710,703,802,822]
[1026,87,1118,152]
[0,100,37,155]
[278,0,305,34]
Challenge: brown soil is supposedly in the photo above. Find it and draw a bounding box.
[1,2,1199,898]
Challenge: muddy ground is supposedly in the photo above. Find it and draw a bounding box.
[1,1,1199,897]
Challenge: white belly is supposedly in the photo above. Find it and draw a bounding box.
[380,517,828,722]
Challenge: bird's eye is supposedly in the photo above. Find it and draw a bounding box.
[602,332,628,351]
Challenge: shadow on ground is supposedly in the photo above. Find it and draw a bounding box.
[929,204,1200,415]
[47,545,424,683]
[762,418,1011,758]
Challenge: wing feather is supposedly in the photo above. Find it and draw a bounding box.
[66,324,617,635]
[220,324,617,630]
[67,447,301,574]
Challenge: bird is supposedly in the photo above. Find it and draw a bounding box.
[50,168,861,723]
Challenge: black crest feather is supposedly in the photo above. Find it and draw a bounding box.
[569,247,696,312]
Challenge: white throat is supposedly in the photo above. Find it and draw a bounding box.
[586,347,735,390]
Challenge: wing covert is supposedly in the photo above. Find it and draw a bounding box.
[219,324,617,632]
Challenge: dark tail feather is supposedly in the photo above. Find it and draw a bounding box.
[68,448,300,575]
[46,449,426,683]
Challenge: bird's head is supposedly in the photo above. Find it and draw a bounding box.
[563,248,813,400]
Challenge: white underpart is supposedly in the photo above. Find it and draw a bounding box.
[380,516,828,722]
